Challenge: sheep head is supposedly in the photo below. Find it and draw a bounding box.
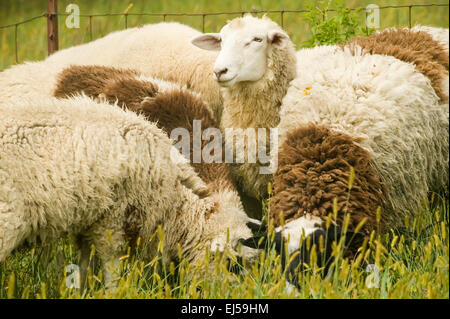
[191,14,292,87]
[200,189,262,264]
[240,215,367,289]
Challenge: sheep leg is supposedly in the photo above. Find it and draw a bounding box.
[85,214,127,290]
[75,235,92,291]
[103,257,121,290]
[0,173,29,262]
[0,204,27,262]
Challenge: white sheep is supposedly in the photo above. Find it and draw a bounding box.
[0,22,223,121]
[192,15,448,227]
[192,14,297,202]
[192,16,448,209]
[52,63,261,236]
[0,95,257,287]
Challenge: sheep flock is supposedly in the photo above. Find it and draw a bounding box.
[0,14,448,290]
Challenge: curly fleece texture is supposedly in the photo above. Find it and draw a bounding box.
[270,124,384,232]
[0,96,254,277]
[275,37,448,231]
[343,28,449,103]
[54,65,242,212]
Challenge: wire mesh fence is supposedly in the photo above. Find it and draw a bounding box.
[0,2,448,64]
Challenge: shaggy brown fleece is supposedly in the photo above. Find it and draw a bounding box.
[139,89,235,191]
[54,65,235,193]
[270,124,385,233]
[54,65,139,99]
[343,28,449,103]
[101,77,159,110]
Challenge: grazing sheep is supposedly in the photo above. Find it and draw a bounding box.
[194,16,448,287]
[193,16,448,230]
[192,14,297,204]
[0,22,223,121]
[192,17,449,208]
[53,64,260,222]
[0,95,258,287]
[271,27,449,232]
[262,30,448,287]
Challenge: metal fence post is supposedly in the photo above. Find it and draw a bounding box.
[47,0,59,55]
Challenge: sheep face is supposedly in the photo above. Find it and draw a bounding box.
[240,216,366,288]
[191,15,290,87]
[202,189,261,263]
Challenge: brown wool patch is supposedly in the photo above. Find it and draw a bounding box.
[54,65,139,99]
[269,124,385,233]
[54,65,237,218]
[205,201,220,219]
[102,77,159,110]
[342,29,449,102]
[139,90,235,191]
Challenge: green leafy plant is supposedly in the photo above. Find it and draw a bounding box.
[303,0,372,47]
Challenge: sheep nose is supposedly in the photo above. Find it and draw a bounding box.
[214,68,228,80]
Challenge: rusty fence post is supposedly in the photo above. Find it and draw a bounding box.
[47,0,59,55]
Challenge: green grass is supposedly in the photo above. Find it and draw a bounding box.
[0,0,449,299]
[0,0,449,70]
[0,195,448,299]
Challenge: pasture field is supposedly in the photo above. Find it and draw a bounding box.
[0,196,448,298]
[0,0,449,299]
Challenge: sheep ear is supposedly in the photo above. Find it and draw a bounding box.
[246,218,264,234]
[239,234,267,249]
[239,231,284,252]
[191,33,221,51]
[268,30,289,49]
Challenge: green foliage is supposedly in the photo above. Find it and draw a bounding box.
[303,0,371,47]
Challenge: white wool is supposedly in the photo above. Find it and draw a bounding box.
[0,95,256,283]
[192,16,448,227]
[0,22,222,120]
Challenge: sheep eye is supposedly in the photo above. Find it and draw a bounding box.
[253,37,263,42]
